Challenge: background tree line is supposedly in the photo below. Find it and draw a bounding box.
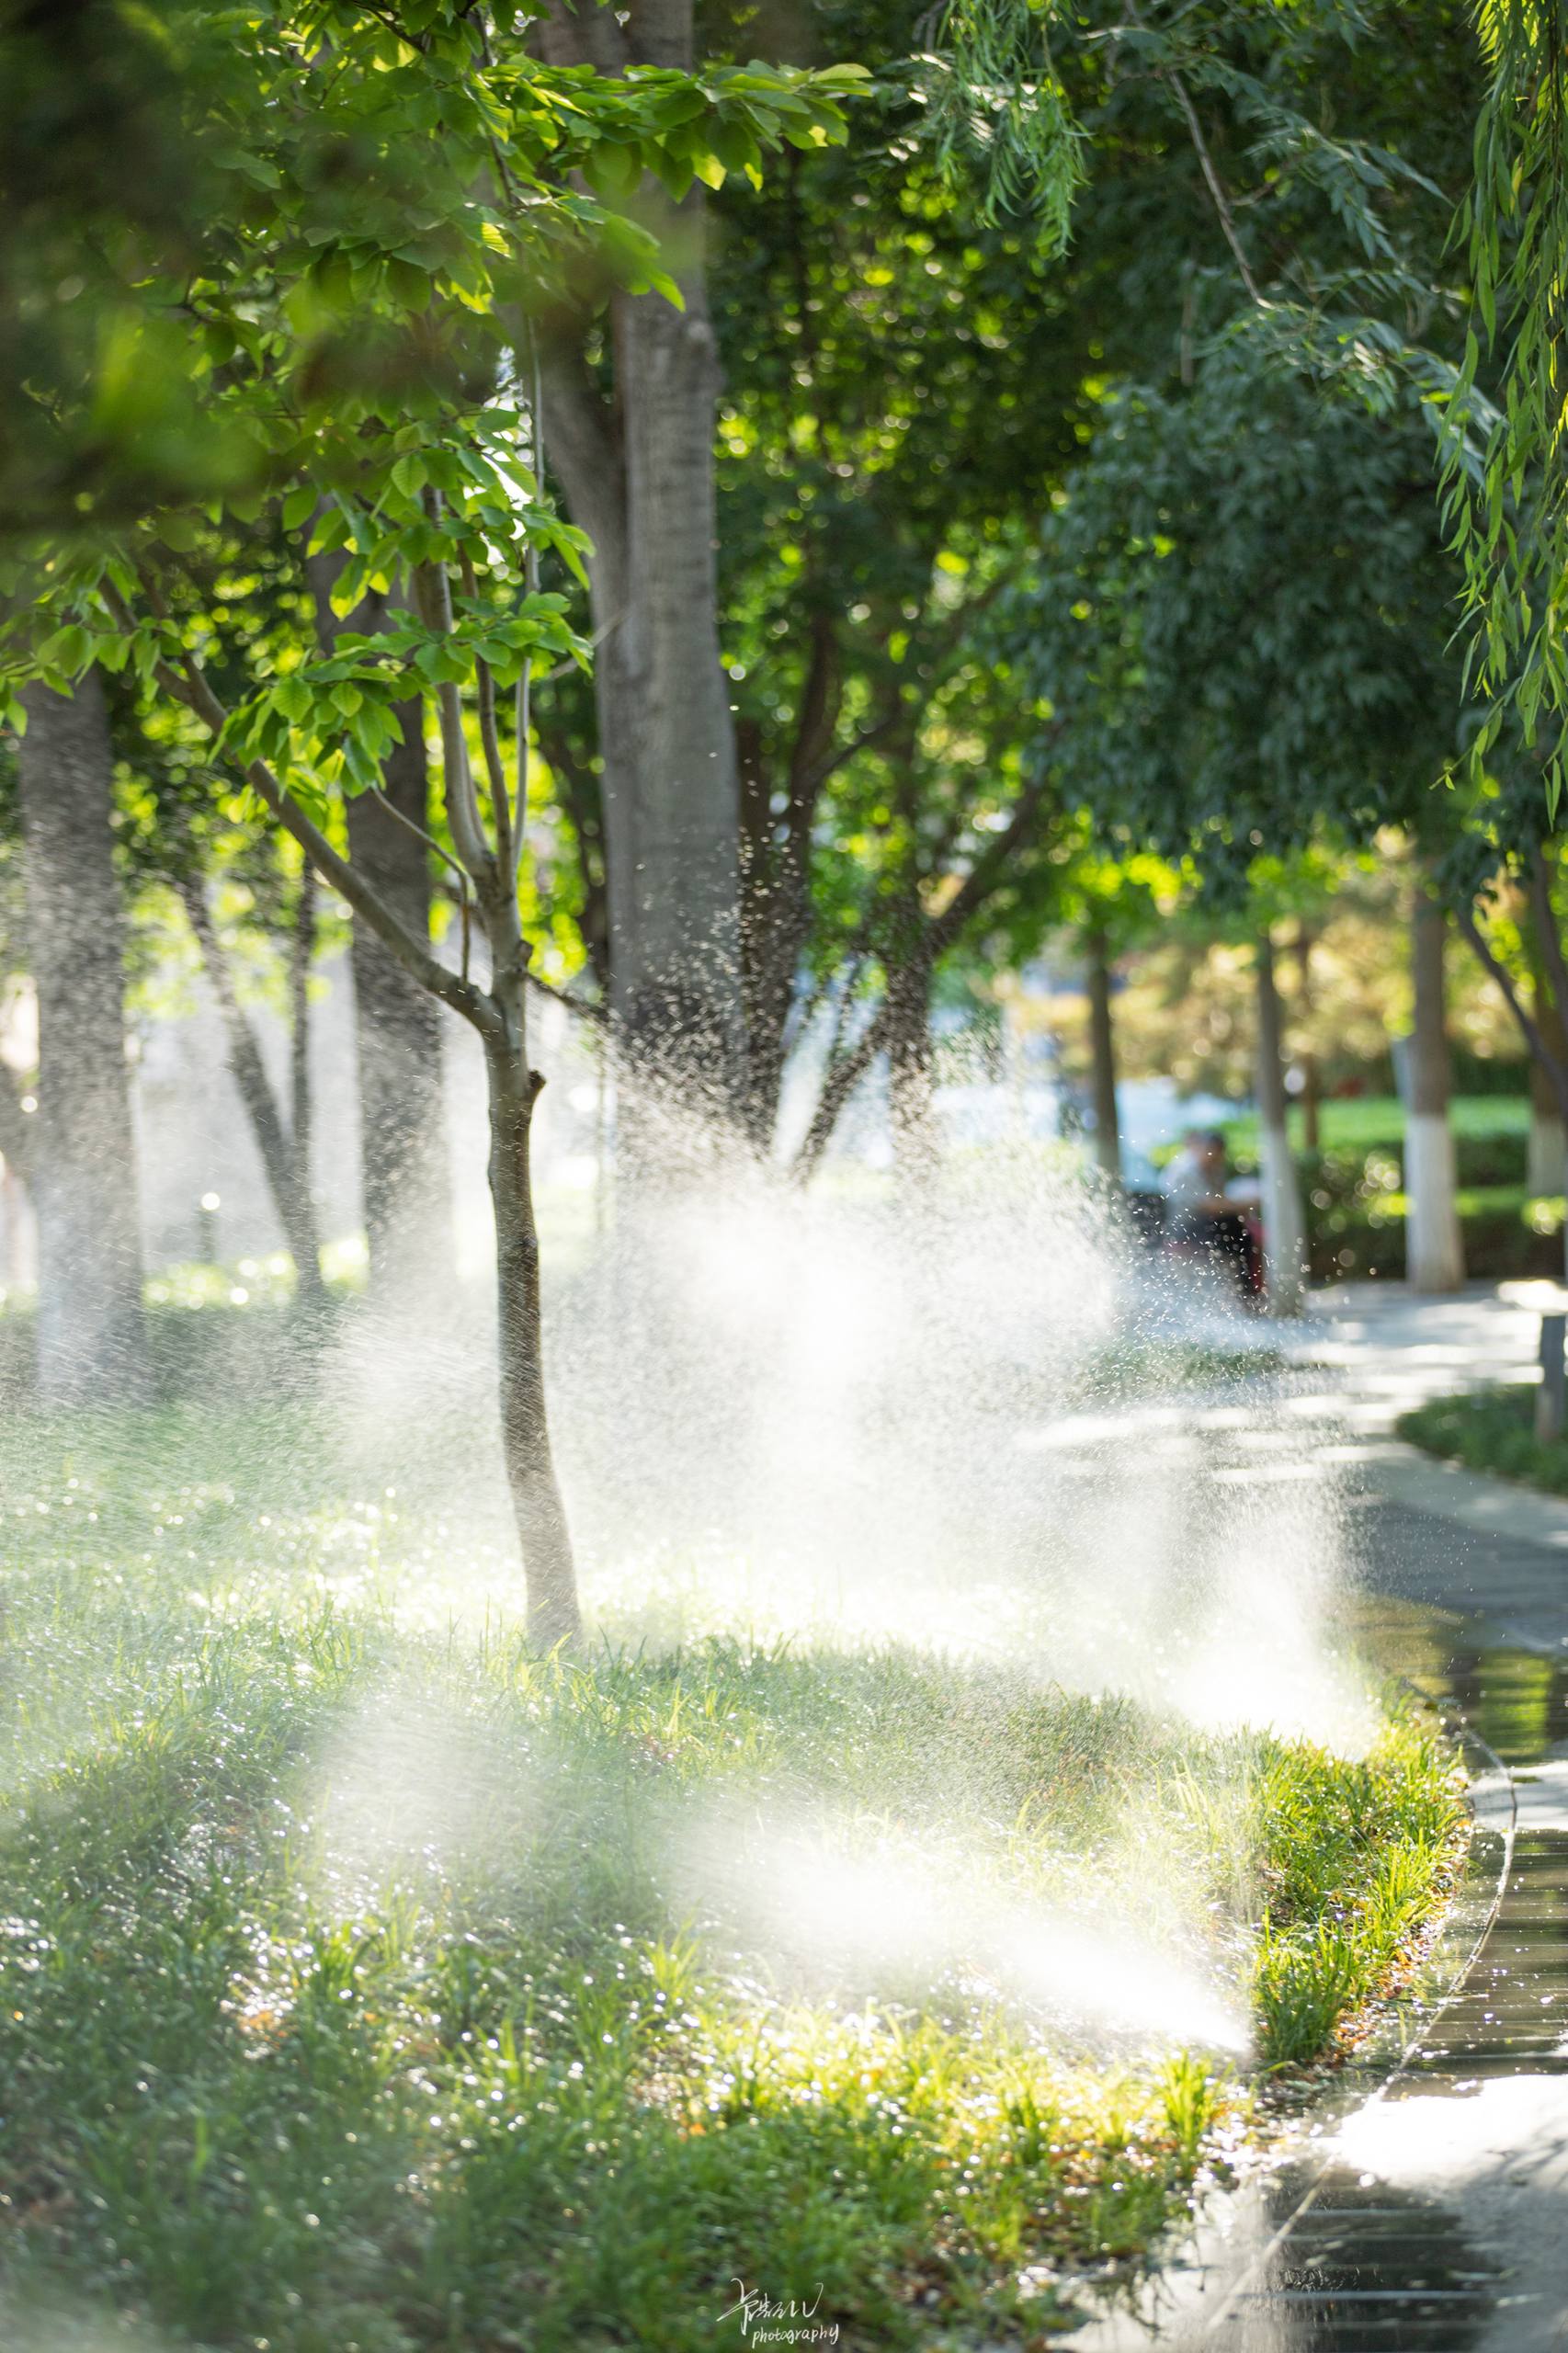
[2,0,1565,1638]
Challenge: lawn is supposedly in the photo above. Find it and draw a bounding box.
[0,1405,1465,2351]
[1220,1093,1531,1156]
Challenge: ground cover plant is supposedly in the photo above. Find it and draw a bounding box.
[1397,1386,1568,1497]
[0,1407,1465,2351]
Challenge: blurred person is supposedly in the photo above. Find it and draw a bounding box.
[1162,1129,1262,1302]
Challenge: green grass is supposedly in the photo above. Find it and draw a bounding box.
[1397,1384,1568,1495]
[0,1409,1466,2350]
[1074,1339,1298,1396]
[1221,1092,1531,1156]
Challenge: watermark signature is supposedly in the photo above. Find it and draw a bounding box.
[718,2279,840,2346]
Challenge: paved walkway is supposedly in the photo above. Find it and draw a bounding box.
[1068,1280,1568,2351]
[1301,1282,1568,1654]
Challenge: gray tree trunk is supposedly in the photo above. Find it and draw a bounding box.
[1256,932,1306,1316]
[479,859,581,1647]
[306,549,455,1295]
[346,713,456,1303]
[885,951,936,1176]
[176,876,326,1309]
[1406,885,1465,1293]
[539,0,745,1122]
[613,262,743,1087]
[17,673,148,1402]
[1085,924,1121,1181]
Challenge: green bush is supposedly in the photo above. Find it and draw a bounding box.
[1397,1385,1568,1495]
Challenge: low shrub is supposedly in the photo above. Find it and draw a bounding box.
[1397,1385,1568,1495]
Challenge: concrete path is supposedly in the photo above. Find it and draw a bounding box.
[1066,1279,1568,2350]
[1298,1281,1568,1654]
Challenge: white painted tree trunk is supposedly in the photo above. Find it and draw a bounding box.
[1256,933,1305,1315]
[1406,887,1465,1293]
[1259,1121,1306,1315]
[1528,1105,1566,1197]
[1405,1113,1464,1290]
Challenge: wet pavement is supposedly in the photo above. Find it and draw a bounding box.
[1064,1473,1568,2349]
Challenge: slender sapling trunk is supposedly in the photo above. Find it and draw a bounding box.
[1405,884,1465,1294]
[483,935,580,1649]
[1256,931,1306,1315]
[289,864,315,1220]
[1085,923,1121,1182]
[177,876,326,1309]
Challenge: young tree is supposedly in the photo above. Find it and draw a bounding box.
[16,672,148,1401]
[1,2,858,1642]
[1016,350,1472,1285]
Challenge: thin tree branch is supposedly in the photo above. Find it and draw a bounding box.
[515,326,544,886]
[800,705,904,798]
[415,501,494,887]
[1531,846,1568,1031]
[100,580,500,1039]
[1124,0,1263,308]
[527,970,608,1026]
[790,748,1062,1181]
[1457,894,1568,1121]
[1165,65,1263,303]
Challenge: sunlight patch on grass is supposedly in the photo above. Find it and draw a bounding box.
[0,1412,1466,2350]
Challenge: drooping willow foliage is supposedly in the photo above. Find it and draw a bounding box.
[917,0,1084,242]
[1442,0,1568,808]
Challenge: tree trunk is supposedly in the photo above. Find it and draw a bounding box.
[1528,1059,1566,1196]
[1293,922,1321,1153]
[17,673,148,1402]
[483,993,580,1649]
[289,864,314,1212]
[177,877,326,1308]
[308,548,456,1301]
[1526,929,1568,1198]
[345,712,456,1302]
[1256,931,1306,1316]
[612,259,743,1096]
[1406,884,1465,1293]
[885,950,936,1176]
[1085,923,1121,1182]
[537,0,746,1123]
